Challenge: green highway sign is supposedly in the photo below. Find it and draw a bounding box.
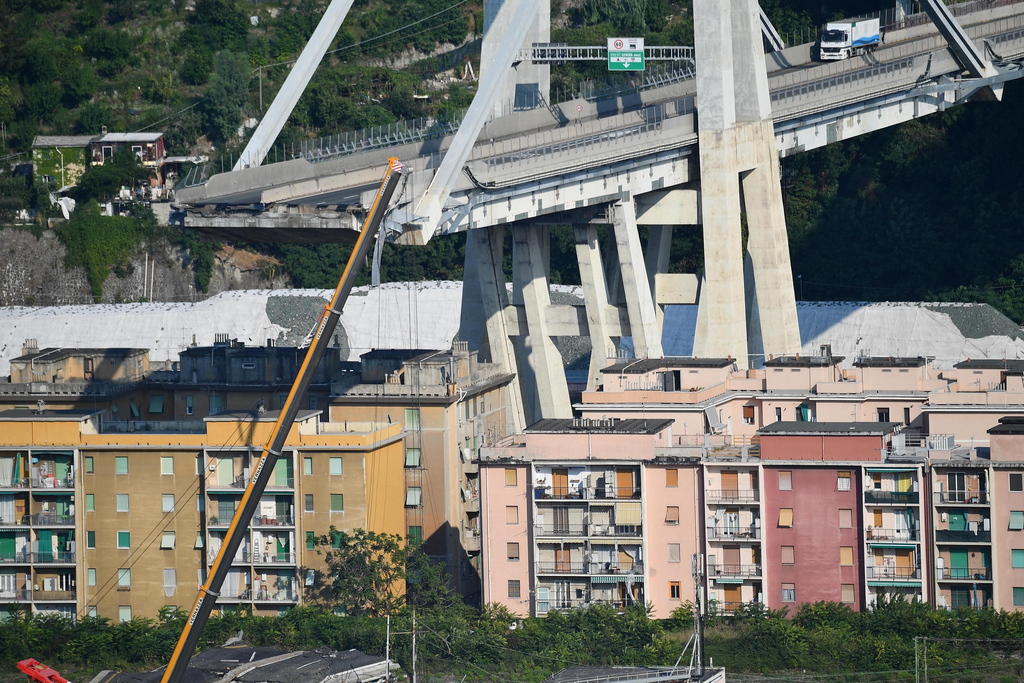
[607,37,645,71]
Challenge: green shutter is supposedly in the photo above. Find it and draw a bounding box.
[306,531,315,550]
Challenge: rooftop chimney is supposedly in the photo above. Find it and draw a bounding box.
[22,339,38,356]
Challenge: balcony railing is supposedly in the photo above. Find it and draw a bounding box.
[713,600,763,614]
[31,551,75,564]
[536,562,588,574]
[33,590,76,601]
[534,485,640,500]
[536,524,587,536]
[710,564,762,577]
[252,515,294,527]
[590,524,642,537]
[591,561,644,575]
[0,551,32,563]
[0,478,28,489]
[253,588,298,602]
[866,566,921,580]
[706,489,759,504]
[251,551,296,565]
[935,529,991,543]
[30,476,74,489]
[865,527,919,541]
[208,475,247,490]
[28,513,74,526]
[220,589,252,601]
[208,550,249,564]
[706,525,761,540]
[0,589,31,601]
[0,515,28,526]
[265,479,295,490]
[937,566,992,581]
[864,490,919,505]
[535,598,634,613]
[934,491,989,505]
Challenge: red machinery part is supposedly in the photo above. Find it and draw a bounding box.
[15,659,70,683]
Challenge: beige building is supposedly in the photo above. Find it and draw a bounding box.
[0,408,404,622]
[327,342,518,603]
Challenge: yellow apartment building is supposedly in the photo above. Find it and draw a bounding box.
[0,407,404,621]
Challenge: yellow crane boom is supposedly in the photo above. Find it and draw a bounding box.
[161,158,405,683]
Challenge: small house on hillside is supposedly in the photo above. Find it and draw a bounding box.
[89,131,166,168]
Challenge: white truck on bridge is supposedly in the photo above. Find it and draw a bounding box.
[818,17,882,60]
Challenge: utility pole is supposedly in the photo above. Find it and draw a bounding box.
[411,609,418,683]
[914,636,920,683]
[384,615,391,682]
[692,553,706,677]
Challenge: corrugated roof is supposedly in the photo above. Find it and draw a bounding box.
[32,135,95,148]
[96,132,163,143]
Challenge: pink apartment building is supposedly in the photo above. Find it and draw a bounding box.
[479,418,701,618]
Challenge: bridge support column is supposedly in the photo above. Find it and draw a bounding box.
[512,225,571,422]
[644,225,673,330]
[460,227,526,432]
[693,0,800,366]
[574,225,616,391]
[612,201,664,360]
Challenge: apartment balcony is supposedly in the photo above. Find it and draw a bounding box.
[935,529,991,543]
[207,475,247,492]
[936,566,992,581]
[934,491,989,505]
[710,564,762,578]
[0,551,32,564]
[536,561,588,575]
[207,551,250,565]
[219,589,253,602]
[30,552,75,564]
[30,477,74,490]
[0,478,28,489]
[535,524,587,537]
[250,551,296,565]
[589,524,642,538]
[0,589,31,602]
[464,494,480,513]
[264,479,295,491]
[866,566,921,581]
[463,529,481,552]
[0,515,28,527]
[28,513,74,527]
[251,514,294,527]
[590,561,644,576]
[535,598,633,614]
[864,490,919,505]
[705,489,760,504]
[714,600,763,615]
[253,588,298,602]
[706,525,761,541]
[33,590,76,601]
[534,486,640,500]
[207,517,232,528]
[865,528,919,542]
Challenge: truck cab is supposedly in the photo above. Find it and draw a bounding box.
[819,18,882,61]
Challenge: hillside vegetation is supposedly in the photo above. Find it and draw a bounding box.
[1,0,1024,322]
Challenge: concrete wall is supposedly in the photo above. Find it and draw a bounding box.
[991,468,1024,611]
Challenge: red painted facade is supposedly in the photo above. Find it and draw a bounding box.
[759,434,885,462]
[763,465,864,611]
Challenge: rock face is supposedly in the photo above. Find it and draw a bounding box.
[0,227,289,305]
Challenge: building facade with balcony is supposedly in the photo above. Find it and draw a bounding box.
[0,408,405,622]
[479,418,699,619]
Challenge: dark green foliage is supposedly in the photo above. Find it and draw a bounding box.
[59,200,156,299]
[183,0,249,53]
[179,50,213,86]
[200,51,250,143]
[170,226,216,292]
[74,147,148,204]
[84,27,136,77]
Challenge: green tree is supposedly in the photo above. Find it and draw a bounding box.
[201,50,250,143]
[74,147,147,204]
[309,528,408,616]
